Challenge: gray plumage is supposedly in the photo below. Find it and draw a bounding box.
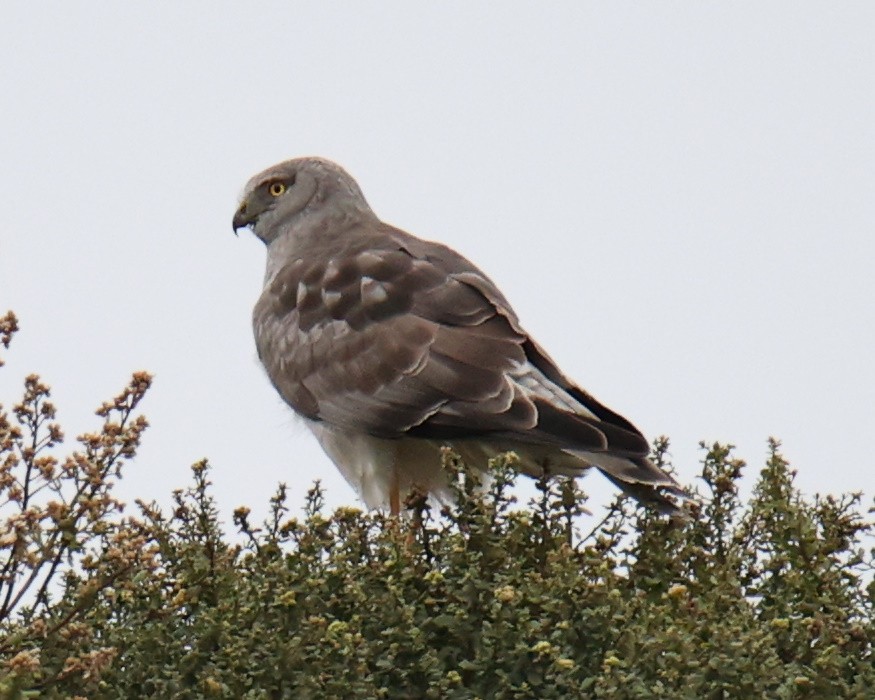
[233,157,689,515]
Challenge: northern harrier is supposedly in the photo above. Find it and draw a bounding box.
[233,158,688,516]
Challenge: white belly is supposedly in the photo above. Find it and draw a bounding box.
[305,419,594,511]
[305,420,453,509]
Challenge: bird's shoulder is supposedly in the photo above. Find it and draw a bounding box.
[254,221,519,333]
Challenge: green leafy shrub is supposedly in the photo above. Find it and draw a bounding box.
[1,311,873,699]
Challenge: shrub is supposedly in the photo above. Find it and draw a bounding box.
[1,311,873,699]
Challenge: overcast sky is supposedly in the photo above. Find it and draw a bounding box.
[1,4,873,524]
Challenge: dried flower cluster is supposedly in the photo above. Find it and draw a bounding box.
[0,313,158,694]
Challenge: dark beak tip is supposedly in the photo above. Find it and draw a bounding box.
[232,201,250,234]
[232,211,248,235]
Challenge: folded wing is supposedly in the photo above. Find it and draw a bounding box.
[253,221,688,513]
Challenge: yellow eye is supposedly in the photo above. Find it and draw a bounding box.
[269,182,286,197]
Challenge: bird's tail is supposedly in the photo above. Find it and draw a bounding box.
[594,454,694,518]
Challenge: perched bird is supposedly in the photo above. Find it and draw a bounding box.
[233,157,688,516]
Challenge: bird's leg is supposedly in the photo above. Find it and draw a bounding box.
[389,468,414,552]
[389,466,401,517]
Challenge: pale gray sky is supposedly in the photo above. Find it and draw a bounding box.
[1,4,873,522]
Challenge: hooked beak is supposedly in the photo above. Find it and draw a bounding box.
[232,201,255,234]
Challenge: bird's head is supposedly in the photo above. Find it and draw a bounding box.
[233,157,373,244]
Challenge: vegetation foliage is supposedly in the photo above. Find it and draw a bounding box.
[1,310,873,699]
